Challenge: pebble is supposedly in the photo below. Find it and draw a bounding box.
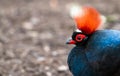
[51,51,58,56]
[43,44,50,52]
[23,22,33,30]
[46,72,52,76]
[37,56,46,62]
[58,65,68,71]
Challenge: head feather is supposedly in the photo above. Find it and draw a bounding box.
[70,5,103,35]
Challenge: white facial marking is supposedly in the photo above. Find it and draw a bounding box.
[75,29,82,33]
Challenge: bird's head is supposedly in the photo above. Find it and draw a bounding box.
[66,29,88,45]
[66,5,106,45]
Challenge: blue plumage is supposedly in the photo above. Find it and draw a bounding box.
[67,30,120,76]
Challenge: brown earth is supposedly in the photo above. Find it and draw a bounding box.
[0,0,120,76]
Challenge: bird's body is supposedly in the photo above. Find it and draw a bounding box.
[67,5,120,76]
[68,30,120,76]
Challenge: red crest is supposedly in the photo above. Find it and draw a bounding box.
[73,6,101,35]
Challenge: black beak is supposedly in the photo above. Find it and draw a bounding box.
[66,37,76,44]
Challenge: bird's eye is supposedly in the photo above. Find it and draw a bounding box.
[75,34,86,42]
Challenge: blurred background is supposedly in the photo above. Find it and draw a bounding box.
[0,0,120,76]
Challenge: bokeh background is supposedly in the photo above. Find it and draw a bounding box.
[0,0,120,76]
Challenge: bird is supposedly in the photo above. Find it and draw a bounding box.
[66,5,120,76]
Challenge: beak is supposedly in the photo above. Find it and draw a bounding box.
[66,37,76,44]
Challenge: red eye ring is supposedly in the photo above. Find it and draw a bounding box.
[75,34,86,42]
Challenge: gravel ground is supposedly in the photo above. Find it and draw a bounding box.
[0,0,120,76]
